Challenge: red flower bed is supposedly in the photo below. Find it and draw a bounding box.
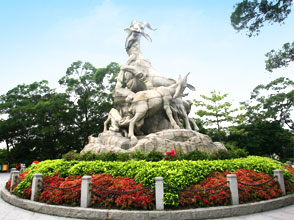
[179,170,231,207]
[5,170,30,193]
[5,179,11,191]
[91,173,154,210]
[6,168,292,209]
[180,169,283,207]
[236,169,282,203]
[32,172,154,209]
[282,165,294,193]
[19,171,30,181]
[35,173,82,205]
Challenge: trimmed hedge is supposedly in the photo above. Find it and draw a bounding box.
[14,156,293,206]
[62,148,249,162]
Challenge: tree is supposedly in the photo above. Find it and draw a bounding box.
[0,61,119,164]
[59,61,119,146]
[0,81,77,164]
[194,91,239,141]
[231,0,294,72]
[228,120,294,159]
[231,0,292,37]
[243,77,294,131]
[227,77,294,159]
[265,41,294,72]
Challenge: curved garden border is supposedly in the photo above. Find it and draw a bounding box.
[2,187,294,220]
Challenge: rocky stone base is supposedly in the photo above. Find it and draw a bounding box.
[81,129,226,154]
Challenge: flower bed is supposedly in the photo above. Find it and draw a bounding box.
[8,156,294,208]
[179,169,283,208]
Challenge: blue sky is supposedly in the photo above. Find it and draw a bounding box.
[0,0,293,106]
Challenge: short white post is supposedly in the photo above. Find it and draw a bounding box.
[10,168,16,180]
[81,176,92,208]
[20,164,26,173]
[10,171,20,192]
[227,174,239,205]
[274,169,286,195]
[155,177,164,210]
[31,173,43,201]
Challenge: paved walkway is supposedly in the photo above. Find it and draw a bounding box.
[1,172,294,220]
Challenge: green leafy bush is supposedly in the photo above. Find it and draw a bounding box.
[117,152,131,161]
[184,149,211,160]
[62,151,81,161]
[146,150,164,161]
[214,149,233,160]
[96,151,118,161]
[130,150,147,161]
[62,148,249,162]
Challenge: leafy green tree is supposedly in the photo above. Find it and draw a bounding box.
[231,0,292,37]
[227,77,294,159]
[59,61,119,146]
[0,148,6,162]
[0,81,77,164]
[0,61,119,164]
[243,77,294,131]
[228,120,294,160]
[231,0,293,72]
[194,91,239,141]
[265,42,294,72]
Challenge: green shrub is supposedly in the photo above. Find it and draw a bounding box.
[214,149,233,160]
[62,151,81,161]
[231,148,248,158]
[184,149,211,161]
[130,150,147,161]
[117,152,130,161]
[62,147,249,162]
[96,151,118,161]
[146,150,164,161]
[80,152,96,161]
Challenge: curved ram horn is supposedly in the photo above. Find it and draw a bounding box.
[131,20,137,26]
[184,72,190,81]
[142,22,157,31]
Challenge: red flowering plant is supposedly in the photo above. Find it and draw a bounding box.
[19,170,30,181]
[235,169,283,204]
[179,169,283,208]
[19,171,31,199]
[5,170,30,193]
[22,172,154,209]
[281,165,294,193]
[35,172,82,206]
[164,148,183,161]
[179,170,231,207]
[91,173,154,210]
[5,179,11,191]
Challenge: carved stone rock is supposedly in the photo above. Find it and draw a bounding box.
[81,129,226,154]
[140,110,173,134]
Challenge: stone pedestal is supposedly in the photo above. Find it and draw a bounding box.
[81,129,226,154]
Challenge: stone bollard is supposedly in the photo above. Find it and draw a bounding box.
[81,176,92,208]
[10,168,17,180]
[10,171,20,192]
[227,174,239,205]
[31,173,43,201]
[155,177,164,210]
[286,161,292,166]
[274,169,286,195]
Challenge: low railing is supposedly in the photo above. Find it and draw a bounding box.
[9,169,287,210]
